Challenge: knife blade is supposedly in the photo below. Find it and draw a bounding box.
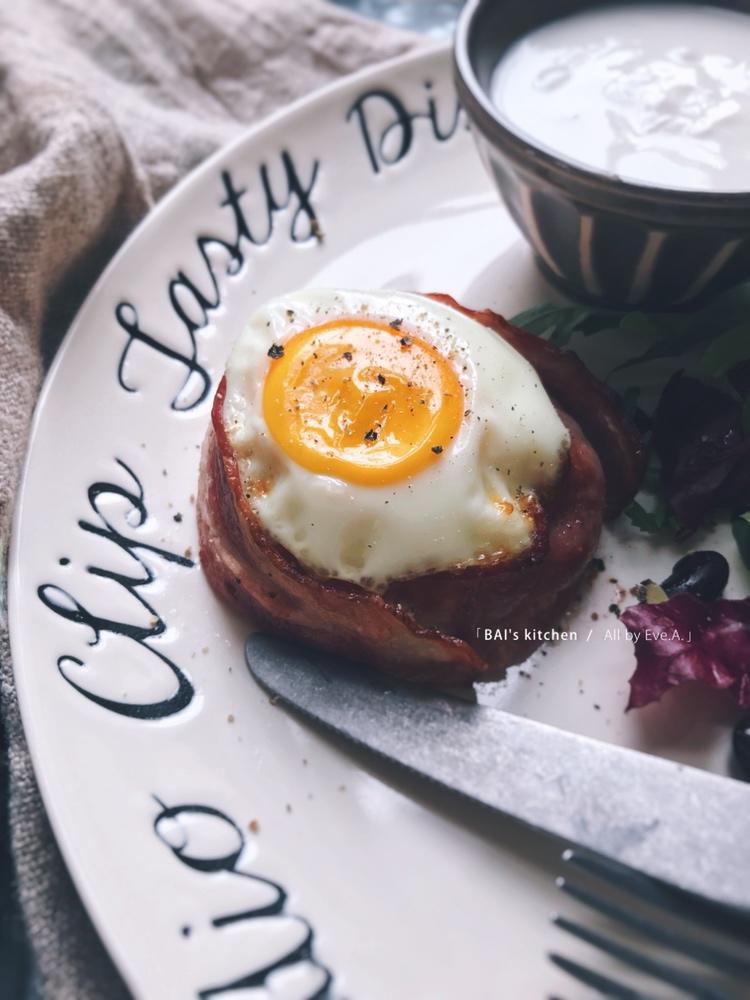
[246,634,750,911]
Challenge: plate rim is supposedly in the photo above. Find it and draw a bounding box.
[7,42,451,994]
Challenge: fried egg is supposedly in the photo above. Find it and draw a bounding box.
[222,290,570,589]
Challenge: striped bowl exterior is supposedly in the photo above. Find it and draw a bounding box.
[455,0,750,310]
[474,132,750,309]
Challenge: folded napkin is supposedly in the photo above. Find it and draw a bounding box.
[0,2,419,995]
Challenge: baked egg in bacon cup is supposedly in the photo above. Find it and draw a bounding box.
[198,290,644,685]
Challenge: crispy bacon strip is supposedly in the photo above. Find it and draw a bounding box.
[385,413,604,668]
[198,297,642,684]
[199,378,488,685]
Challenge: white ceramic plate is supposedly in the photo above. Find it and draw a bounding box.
[9,46,744,1000]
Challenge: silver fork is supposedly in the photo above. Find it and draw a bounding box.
[549,849,750,1000]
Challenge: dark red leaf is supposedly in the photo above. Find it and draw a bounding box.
[621,594,750,710]
[652,374,750,531]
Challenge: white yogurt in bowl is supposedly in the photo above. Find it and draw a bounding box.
[490,3,750,193]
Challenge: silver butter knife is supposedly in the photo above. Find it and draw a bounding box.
[245,634,750,912]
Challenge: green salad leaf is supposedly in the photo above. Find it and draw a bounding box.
[511,287,750,563]
[695,324,750,378]
[733,513,750,572]
[624,497,672,534]
[509,303,618,345]
[609,323,716,374]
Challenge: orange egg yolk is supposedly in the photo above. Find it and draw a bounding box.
[262,319,464,486]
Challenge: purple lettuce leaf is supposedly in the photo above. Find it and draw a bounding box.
[620,594,750,710]
[652,374,750,532]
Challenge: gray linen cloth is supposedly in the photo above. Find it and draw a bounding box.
[0,2,419,995]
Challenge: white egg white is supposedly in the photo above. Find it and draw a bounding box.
[222,289,570,590]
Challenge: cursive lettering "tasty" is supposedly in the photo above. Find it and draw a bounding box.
[116,152,321,412]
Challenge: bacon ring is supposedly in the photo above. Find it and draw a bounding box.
[197,296,645,685]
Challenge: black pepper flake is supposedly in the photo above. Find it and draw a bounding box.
[590,557,605,573]
[364,429,378,442]
[431,445,443,454]
[267,344,284,359]
[377,373,386,385]
[400,335,412,347]
[608,603,621,617]
[343,351,353,361]
[173,513,183,523]
[389,318,403,329]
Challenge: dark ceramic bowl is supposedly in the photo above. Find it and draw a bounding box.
[454,0,750,308]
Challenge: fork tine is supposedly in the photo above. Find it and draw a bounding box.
[557,875,750,980]
[548,952,661,999]
[563,850,750,944]
[553,915,732,1000]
